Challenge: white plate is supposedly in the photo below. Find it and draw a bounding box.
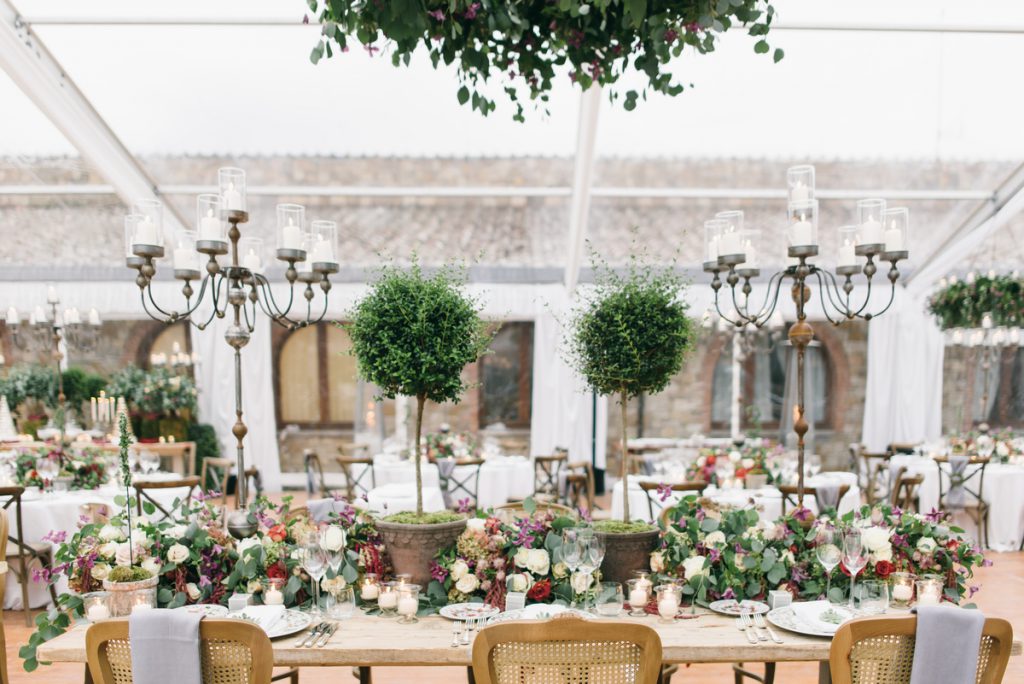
[439,603,501,621]
[174,604,228,618]
[708,599,770,616]
[488,606,590,624]
[229,608,312,639]
[766,600,855,638]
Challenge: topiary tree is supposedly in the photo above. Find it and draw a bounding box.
[347,260,492,518]
[568,251,696,523]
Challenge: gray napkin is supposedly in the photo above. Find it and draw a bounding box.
[307,497,347,523]
[910,606,984,684]
[946,456,969,509]
[814,484,840,511]
[129,609,203,684]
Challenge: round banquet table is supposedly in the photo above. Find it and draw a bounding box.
[889,455,1024,551]
[365,483,446,515]
[367,455,533,510]
[4,475,193,610]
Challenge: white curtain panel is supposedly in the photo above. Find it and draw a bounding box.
[862,293,944,452]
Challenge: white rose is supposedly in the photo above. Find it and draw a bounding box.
[98,541,118,559]
[455,573,480,594]
[514,547,530,569]
[165,524,188,540]
[141,557,162,577]
[167,543,190,565]
[696,456,707,468]
[704,530,726,547]
[114,542,134,567]
[92,562,111,581]
[450,559,470,582]
[872,543,893,563]
[137,536,154,550]
[133,515,150,529]
[186,582,201,601]
[570,572,593,594]
[320,525,346,552]
[729,450,742,464]
[996,441,1010,457]
[650,551,665,573]
[466,518,486,533]
[246,580,262,594]
[236,536,261,559]
[741,458,756,470]
[682,555,708,580]
[552,562,568,579]
[861,526,891,553]
[916,537,938,554]
[98,525,122,542]
[526,549,550,576]
[781,550,795,566]
[508,573,530,592]
[734,553,746,572]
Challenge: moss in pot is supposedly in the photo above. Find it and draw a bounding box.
[347,258,492,586]
[567,246,696,584]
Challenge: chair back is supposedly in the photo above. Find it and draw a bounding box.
[889,467,924,511]
[86,618,273,684]
[199,456,235,506]
[303,449,330,498]
[134,477,200,519]
[563,461,596,514]
[638,481,707,522]
[471,615,662,684]
[829,614,1012,684]
[445,459,485,509]
[493,501,575,524]
[855,445,892,504]
[778,484,850,516]
[934,455,990,508]
[336,454,375,501]
[533,454,567,500]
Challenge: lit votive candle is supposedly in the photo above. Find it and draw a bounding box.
[378,582,399,615]
[890,572,915,608]
[264,586,284,606]
[915,576,943,607]
[87,604,111,621]
[360,574,380,601]
[396,584,420,624]
[655,584,681,623]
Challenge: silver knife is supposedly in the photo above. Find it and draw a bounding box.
[296,623,325,648]
[315,623,337,648]
[754,614,783,644]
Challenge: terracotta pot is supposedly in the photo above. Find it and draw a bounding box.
[595,529,660,584]
[745,473,769,490]
[102,575,158,617]
[376,518,467,587]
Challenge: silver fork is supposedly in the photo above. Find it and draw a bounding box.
[296,622,325,648]
[451,622,463,648]
[753,614,783,644]
[314,623,337,648]
[737,615,758,644]
[742,613,767,641]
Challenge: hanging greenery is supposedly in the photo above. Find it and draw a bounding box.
[309,0,781,120]
[927,274,1024,330]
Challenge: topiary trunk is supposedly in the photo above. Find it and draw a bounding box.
[620,389,630,523]
[415,393,425,515]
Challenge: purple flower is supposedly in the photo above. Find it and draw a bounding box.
[457,498,473,514]
[968,584,981,598]
[199,575,212,588]
[463,2,480,20]
[430,560,448,583]
[790,564,809,583]
[707,547,721,563]
[656,483,672,503]
[577,507,592,522]
[793,507,814,522]
[42,529,66,544]
[720,587,736,600]
[924,508,945,523]
[427,8,445,21]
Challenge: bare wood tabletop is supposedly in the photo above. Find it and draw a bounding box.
[36,610,1023,669]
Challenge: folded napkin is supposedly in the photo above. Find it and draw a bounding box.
[910,606,985,684]
[307,497,347,523]
[791,601,852,635]
[814,484,840,511]
[129,609,203,684]
[946,456,969,509]
[238,604,286,633]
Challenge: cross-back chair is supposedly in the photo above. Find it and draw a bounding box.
[493,501,575,524]
[303,449,330,498]
[445,458,485,510]
[934,454,991,549]
[336,452,375,502]
[563,460,596,513]
[199,459,262,508]
[134,477,200,519]
[638,481,708,522]
[533,453,567,502]
[851,444,892,505]
[889,467,924,513]
[778,484,850,516]
[829,614,1012,684]
[0,486,58,625]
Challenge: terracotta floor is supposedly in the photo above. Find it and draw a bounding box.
[5,491,1023,683]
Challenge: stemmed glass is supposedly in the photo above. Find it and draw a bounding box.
[320,526,346,617]
[842,528,868,610]
[560,528,582,607]
[300,541,328,617]
[585,535,605,612]
[815,525,842,603]
[575,536,599,612]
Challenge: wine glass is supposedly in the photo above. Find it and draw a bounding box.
[575,537,598,611]
[842,528,868,610]
[560,529,583,607]
[814,525,842,603]
[140,450,160,475]
[300,542,328,617]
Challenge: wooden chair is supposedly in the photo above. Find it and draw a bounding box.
[563,460,596,513]
[639,481,707,522]
[303,449,331,498]
[199,459,261,508]
[533,453,568,501]
[131,441,197,477]
[853,444,892,505]
[336,453,375,502]
[935,454,991,549]
[0,486,58,625]
[0,508,9,684]
[445,458,485,509]
[134,477,200,519]
[493,501,575,524]
[471,615,663,684]
[86,618,274,684]
[778,484,850,516]
[829,614,1012,684]
[889,467,924,513]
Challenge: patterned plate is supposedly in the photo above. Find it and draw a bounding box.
[487,606,591,624]
[439,603,501,621]
[174,604,228,618]
[228,608,312,639]
[708,599,770,616]
[765,601,854,638]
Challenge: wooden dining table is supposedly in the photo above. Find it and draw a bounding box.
[34,609,1023,684]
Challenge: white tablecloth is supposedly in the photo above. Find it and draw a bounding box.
[365,483,446,515]
[889,455,1024,551]
[5,477,192,610]
[366,455,533,510]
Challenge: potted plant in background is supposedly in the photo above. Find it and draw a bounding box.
[347,259,492,586]
[567,248,695,583]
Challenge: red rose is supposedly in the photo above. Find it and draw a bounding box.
[874,560,894,578]
[527,579,551,602]
[266,560,287,580]
[946,539,959,551]
[267,524,287,543]
[706,454,717,466]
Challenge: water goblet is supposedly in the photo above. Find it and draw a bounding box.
[814,525,842,604]
[842,528,868,610]
[300,542,328,617]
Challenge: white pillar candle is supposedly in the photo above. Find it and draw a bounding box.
[88,308,101,326]
[838,240,857,268]
[264,587,284,605]
[47,286,59,304]
[91,398,98,424]
[790,219,813,247]
[884,224,904,252]
[360,583,379,600]
[719,230,742,256]
[199,209,222,241]
[310,239,333,263]
[916,592,940,607]
[629,588,648,608]
[281,220,302,250]
[739,240,757,268]
[222,183,242,211]
[790,182,809,203]
[657,599,678,619]
[243,249,262,274]
[860,217,882,245]
[397,596,418,617]
[892,584,913,602]
[134,217,157,246]
[87,604,110,621]
[5,307,17,325]
[377,591,398,610]
[706,236,719,262]
[174,247,196,271]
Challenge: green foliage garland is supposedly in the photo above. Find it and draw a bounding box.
[928,274,1024,330]
[347,260,491,515]
[310,0,781,120]
[567,248,695,521]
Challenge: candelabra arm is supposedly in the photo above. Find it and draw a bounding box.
[863,277,899,321]
[252,274,304,328]
[811,269,850,326]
